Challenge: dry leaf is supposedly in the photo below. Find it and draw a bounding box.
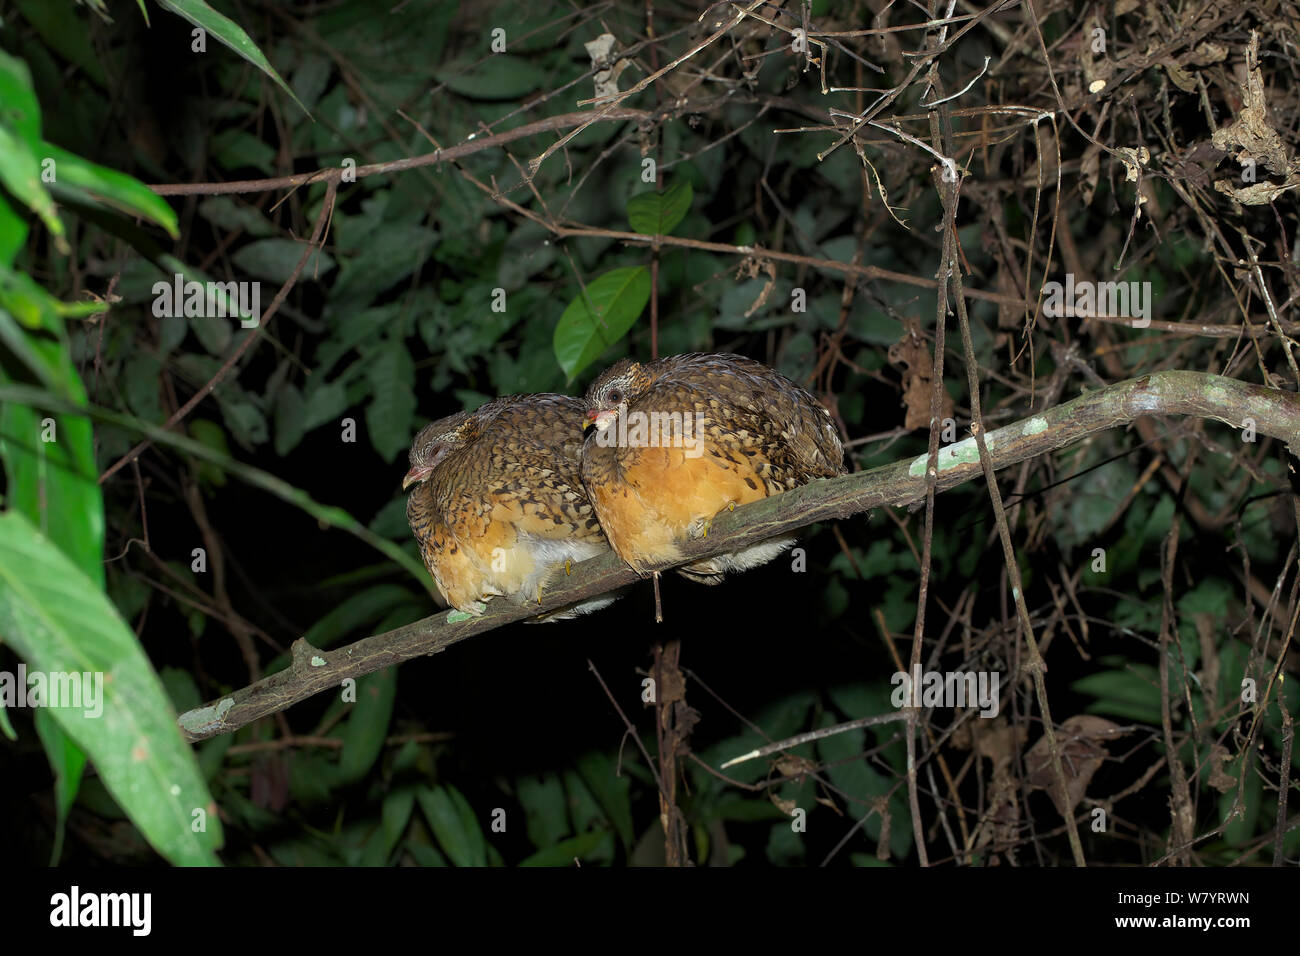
[1025,715,1128,817]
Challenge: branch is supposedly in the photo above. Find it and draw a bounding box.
[177,370,1300,741]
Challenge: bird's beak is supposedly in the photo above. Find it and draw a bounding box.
[584,408,617,434]
[402,465,432,491]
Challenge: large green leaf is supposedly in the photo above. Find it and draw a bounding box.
[0,383,433,593]
[553,266,650,381]
[0,280,103,589]
[0,52,62,247]
[0,511,222,865]
[0,114,64,250]
[42,144,178,237]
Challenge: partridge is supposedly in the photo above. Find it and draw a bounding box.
[404,393,613,619]
[580,352,845,583]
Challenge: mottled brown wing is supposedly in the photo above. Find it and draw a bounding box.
[580,353,844,574]
[634,352,845,490]
[406,481,487,610]
[469,393,604,547]
[410,394,605,610]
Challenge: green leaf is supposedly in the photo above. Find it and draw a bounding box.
[33,711,87,864]
[189,308,232,356]
[0,124,65,251]
[188,419,230,487]
[574,750,634,850]
[0,511,222,865]
[627,180,693,236]
[1072,665,1162,725]
[302,379,349,431]
[0,300,104,589]
[0,48,44,141]
[41,144,178,238]
[123,355,163,422]
[435,55,546,100]
[231,238,335,284]
[0,182,30,267]
[553,266,650,381]
[8,2,109,88]
[360,786,417,865]
[296,584,416,652]
[366,339,417,462]
[155,0,310,116]
[333,667,398,786]
[214,398,268,451]
[0,382,434,594]
[274,383,307,456]
[210,129,278,175]
[197,196,276,237]
[518,774,571,849]
[816,711,911,859]
[418,784,488,866]
[0,308,60,389]
[330,225,438,308]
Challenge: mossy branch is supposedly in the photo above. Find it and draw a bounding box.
[177,370,1300,741]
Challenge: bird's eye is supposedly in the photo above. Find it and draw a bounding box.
[608,389,623,403]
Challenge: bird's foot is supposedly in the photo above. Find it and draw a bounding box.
[535,560,575,604]
[688,503,736,540]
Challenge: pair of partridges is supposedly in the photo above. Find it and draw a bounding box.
[403,352,846,619]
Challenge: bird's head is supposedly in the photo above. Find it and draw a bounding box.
[403,411,473,490]
[582,358,651,434]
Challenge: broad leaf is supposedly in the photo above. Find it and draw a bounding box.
[627,180,693,236]
[553,266,650,381]
[0,511,222,865]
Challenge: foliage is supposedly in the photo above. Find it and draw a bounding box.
[1,0,1298,867]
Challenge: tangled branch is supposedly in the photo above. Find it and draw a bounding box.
[177,370,1300,742]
